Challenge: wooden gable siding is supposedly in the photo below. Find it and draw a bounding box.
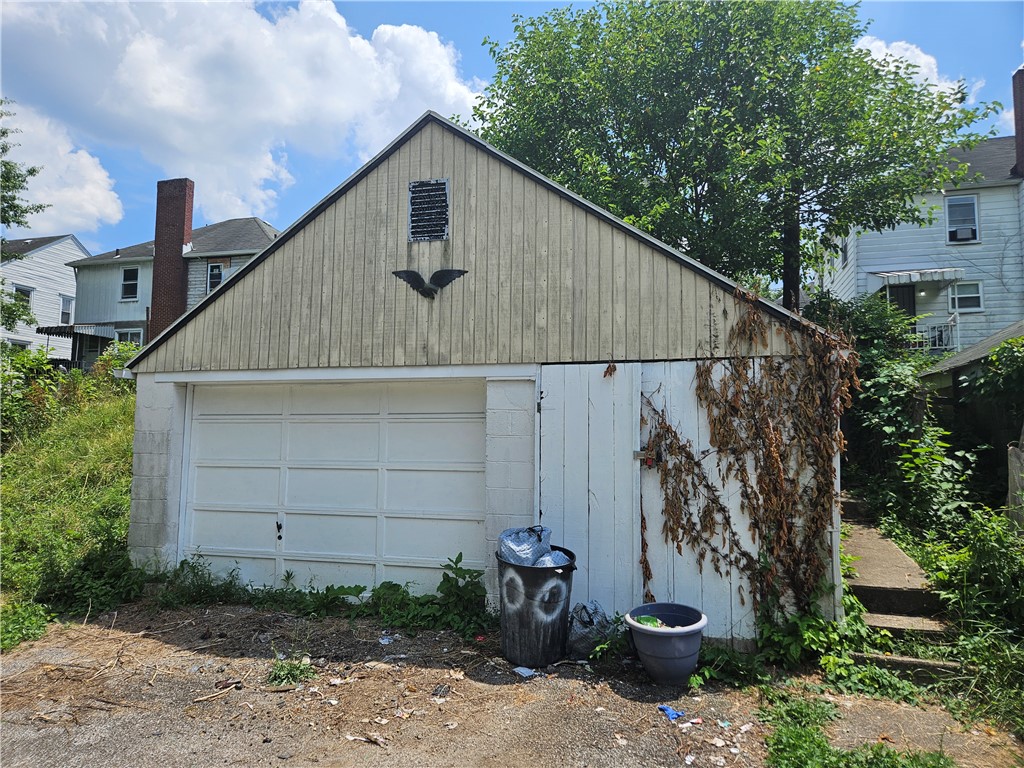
[136,121,791,374]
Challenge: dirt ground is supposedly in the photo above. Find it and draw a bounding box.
[1,604,1020,768]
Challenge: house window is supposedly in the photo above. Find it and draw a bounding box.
[840,238,849,267]
[116,329,143,345]
[121,267,139,300]
[945,195,978,243]
[409,179,449,242]
[12,284,32,309]
[60,295,74,324]
[84,336,105,355]
[949,281,983,313]
[207,262,223,293]
[9,340,30,351]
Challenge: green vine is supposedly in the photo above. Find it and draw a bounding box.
[641,290,858,625]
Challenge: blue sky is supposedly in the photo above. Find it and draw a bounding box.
[2,1,1021,256]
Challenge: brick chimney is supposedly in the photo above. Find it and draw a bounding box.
[1013,67,1024,177]
[149,178,194,340]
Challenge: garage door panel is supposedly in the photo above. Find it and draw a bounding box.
[192,509,276,550]
[382,565,455,595]
[283,560,375,592]
[192,422,282,461]
[388,421,484,463]
[287,422,380,462]
[195,466,279,506]
[287,468,378,509]
[285,512,377,556]
[388,381,484,414]
[187,381,491,592]
[290,384,381,415]
[384,517,485,561]
[202,556,277,587]
[194,385,285,416]
[386,469,485,511]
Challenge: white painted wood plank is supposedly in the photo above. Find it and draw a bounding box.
[560,365,590,601]
[612,362,641,613]
[687,360,734,641]
[640,362,673,602]
[586,363,616,610]
[538,364,566,540]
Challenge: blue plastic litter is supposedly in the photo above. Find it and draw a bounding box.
[658,704,686,721]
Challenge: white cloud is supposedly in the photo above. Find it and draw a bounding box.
[856,35,980,100]
[1,1,483,224]
[997,107,1016,136]
[2,106,123,236]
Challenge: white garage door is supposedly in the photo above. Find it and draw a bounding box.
[183,380,486,593]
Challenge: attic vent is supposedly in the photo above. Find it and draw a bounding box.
[409,179,449,242]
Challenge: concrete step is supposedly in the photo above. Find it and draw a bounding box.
[850,651,966,685]
[851,584,944,617]
[862,612,949,639]
[843,520,944,617]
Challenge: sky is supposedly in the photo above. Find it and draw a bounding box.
[1,1,1022,257]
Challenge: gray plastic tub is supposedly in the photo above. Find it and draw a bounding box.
[624,602,707,685]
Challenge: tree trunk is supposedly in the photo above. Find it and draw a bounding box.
[781,186,801,312]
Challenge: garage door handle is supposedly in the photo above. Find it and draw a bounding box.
[276,521,283,540]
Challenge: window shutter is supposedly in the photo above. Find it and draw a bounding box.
[409,179,449,242]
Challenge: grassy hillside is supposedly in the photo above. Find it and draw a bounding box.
[1,392,137,648]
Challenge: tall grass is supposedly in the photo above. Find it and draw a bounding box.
[1,393,139,646]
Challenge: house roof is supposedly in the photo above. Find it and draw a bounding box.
[922,319,1024,377]
[128,111,825,371]
[949,136,1021,188]
[1,234,77,261]
[67,218,279,267]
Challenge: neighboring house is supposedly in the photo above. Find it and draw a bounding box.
[1,234,90,359]
[921,319,1024,478]
[125,112,847,645]
[821,67,1024,353]
[46,180,279,369]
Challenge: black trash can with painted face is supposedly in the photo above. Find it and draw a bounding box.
[495,546,576,668]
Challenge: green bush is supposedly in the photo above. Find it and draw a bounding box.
[1,341,138,452]
[917,509,1024,630]
[0,601,53,651]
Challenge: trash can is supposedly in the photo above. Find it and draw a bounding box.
[496,546,576,667]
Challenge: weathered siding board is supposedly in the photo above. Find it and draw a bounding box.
[538,363,644,616]
[135,121,799,374]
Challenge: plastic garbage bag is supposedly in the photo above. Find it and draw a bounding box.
[567,600,614,660]
[534,550,572,568]
[498,526,551,566]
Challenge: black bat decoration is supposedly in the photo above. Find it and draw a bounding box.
[392,269,468,300]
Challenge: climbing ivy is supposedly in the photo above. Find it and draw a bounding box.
[641,290,858,625]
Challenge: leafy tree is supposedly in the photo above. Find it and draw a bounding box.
[1,98,50,331]
[474,1,996,309]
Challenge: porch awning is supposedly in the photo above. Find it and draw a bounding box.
[872,268,965,286]
[35,324,117,339]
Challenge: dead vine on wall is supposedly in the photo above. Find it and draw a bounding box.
[641,290,857,622]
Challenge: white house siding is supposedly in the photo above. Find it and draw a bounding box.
[186,255,253,310]
[74,259,153,329]
[1,237,85,355]
[538,363,641,621]
[840,185,1024,350]
[535,361,837,644]
[820,236,858,300]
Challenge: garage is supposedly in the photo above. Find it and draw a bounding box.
[183,380,486,591]
[127,112,845,642]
